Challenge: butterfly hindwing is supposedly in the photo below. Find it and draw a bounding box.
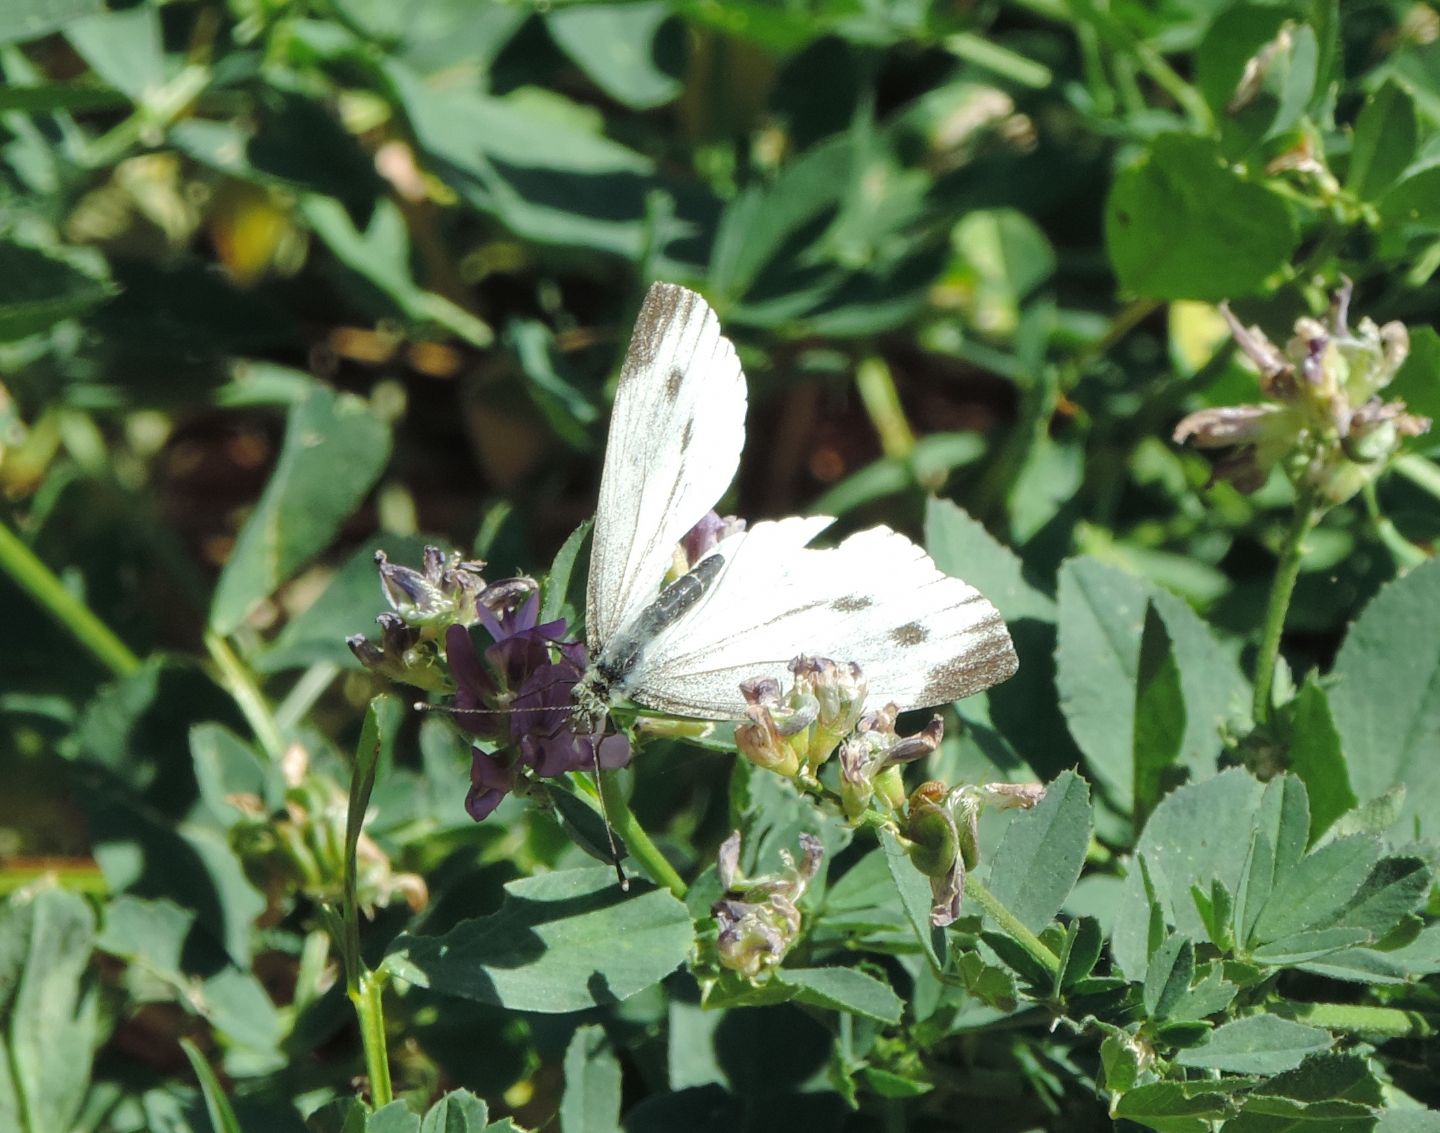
[627,520,1017,719]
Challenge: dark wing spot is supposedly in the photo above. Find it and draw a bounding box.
[664,365,686,402]
[892,622,927,646]
[680,418,694,453]
[916,635,1020,705]
[832,595,874,613]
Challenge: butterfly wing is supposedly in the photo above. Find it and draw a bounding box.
[625,519,1017,718]
[586,283,747,656]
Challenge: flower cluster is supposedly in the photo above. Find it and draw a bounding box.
[346,546,494,691]
[712,829,824,979]
[735,656,870,780]
[1174,285,1428,504]
[445,586,629,821]
[732,655,1043,931]
[348,546,630,822]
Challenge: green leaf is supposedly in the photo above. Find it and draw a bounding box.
[1335,856,1432,937]
[1233,830,1276,951]
[180,1038,244,1133]
[386,63,692,264]
[1252,836,1380,944]
[368,1101,422,1133]
[1389,326,1440,426]
[545,3,682,110]
[560,1025,622,1133]
[1112,769,1268,979]
[772,967,904,1025]
[0,885,99,1133]
[1329,558,1440,841]
[420,1090,496,1133]
[1377,1111,1440,1133]
[88,796,266,968]
[983,770,1091,933]
[507,317,600,450]
[0,238,115,342]
[541,521,592,625]
[1246,1051,1383,1110]
[880,827,943,970]
[1057,916,1104,990]
[210,386,392,634]
[1287,680,1356,841]
[0,0,103,45]
[384,868,693,1012]
[924,497,1053,622]
[1143,935,1195,1021]
[1250,927,1373,964]
[1176,1015,1332,1074]
[65,5,166,101]
[1379,165,1440,233]
[1164,964,1237,1022]
[301,197,493,347]
[1055,558,1247,812]
[1111,1082,1235,1133]
[709,136,850,305]
[1133,602,1185,829]
[1105,134,1298,300]
[1347,82,1418,201]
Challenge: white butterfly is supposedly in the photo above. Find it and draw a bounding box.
[570,283,1017,734]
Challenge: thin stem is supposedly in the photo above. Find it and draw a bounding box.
[204,630,287,762]
[1252,497,1321,727]
[598,773,687,900]
[967,877,1061,977]
[1361,483,1429,570]
[0,517,142,678]
[350,969,394,1107]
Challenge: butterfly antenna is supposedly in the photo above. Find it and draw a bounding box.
[590,736,629,892]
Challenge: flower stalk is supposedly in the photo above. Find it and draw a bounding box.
[0,517,142,679]
[1251,493,1320,728]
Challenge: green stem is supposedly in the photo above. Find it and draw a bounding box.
[1275,1001,1432,1040]
[598,773,687,900]
[204,630,287,762]
[1361,483,1430,570]
[350,969,394,1107]
[1393,453,1440,501]
[967,877,1060,977]
[1252,498,1321,727]
[0,517,142,678]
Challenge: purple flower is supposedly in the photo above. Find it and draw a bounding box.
[446,587,631,821]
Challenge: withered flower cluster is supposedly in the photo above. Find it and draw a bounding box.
[712,829,825,979]
[1174,285,1428,503]
[732,656,1043,931]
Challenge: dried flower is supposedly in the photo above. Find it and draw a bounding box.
[735,656,869,781]
[713,830,824,979]
[838,705,944,820]
[377,546,488,626]
[1174,285,1428,505]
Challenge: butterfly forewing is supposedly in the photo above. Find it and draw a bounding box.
[585,283,747,656]
[626,520,1018,719]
